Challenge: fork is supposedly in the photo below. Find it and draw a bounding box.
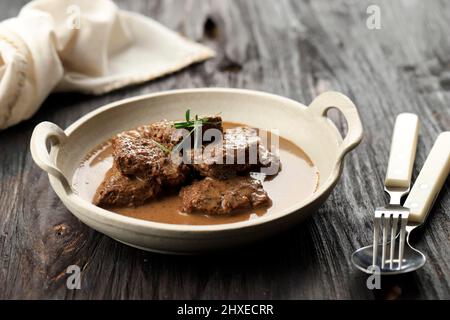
[372,113,420,269]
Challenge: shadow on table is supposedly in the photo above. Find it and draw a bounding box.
[155,216,317,267]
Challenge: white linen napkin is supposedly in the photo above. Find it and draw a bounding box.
[0,0,215,129]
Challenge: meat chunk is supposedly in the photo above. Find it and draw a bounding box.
[179,177,271,215]
[112,130,189,187]
[191,148,252,179]
[138,120,183,148]
[113,130,167,177]
[93,165,161,208]
[191,127,280,179]
[201,115,223,137]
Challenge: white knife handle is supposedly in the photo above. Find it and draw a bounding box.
[405,132,450,224]
[385,113,420,189]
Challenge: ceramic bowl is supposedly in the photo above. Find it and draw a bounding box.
[30,88,363,254]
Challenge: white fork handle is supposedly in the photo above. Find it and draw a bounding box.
[385,113,420,189]
[405,132,450,223]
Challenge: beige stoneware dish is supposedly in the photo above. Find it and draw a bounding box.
[30,88,363,254]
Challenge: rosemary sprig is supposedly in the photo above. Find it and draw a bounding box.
[151,139,172,154]
[173,119,217,129]
[172,126,197,154]
[173,108,220,129]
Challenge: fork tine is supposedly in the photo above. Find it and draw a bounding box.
[372,215,381,267]
[381,214,389,269]
[398,215,408,269]
[389,214,399,269]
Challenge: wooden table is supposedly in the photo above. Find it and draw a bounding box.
[0,0,449,300]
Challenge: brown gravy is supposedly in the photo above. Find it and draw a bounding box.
[72,123,319,225]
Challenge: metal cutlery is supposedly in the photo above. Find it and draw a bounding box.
[353,131,450,274]
[374,113,420,270]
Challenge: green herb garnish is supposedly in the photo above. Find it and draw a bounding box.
[151,139,172,154]
[173,119,218,129]
[173,109,220,129]
[172,126,197,154]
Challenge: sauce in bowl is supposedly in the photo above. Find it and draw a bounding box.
[72,123,319,225]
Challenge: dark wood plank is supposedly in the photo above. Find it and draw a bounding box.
[0,0,449,299]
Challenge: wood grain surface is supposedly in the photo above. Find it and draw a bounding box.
[0,0,449,299]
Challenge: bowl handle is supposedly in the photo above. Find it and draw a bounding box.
[30,121,71,193]
[308,91,363,163]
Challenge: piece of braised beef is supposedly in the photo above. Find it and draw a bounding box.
[93,165,161,208]
[112,130,189,187]
[191,127,280,179]
[137,120,183,148]
[179,176,271,215]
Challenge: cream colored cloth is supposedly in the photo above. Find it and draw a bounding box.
[0,0,214,129]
